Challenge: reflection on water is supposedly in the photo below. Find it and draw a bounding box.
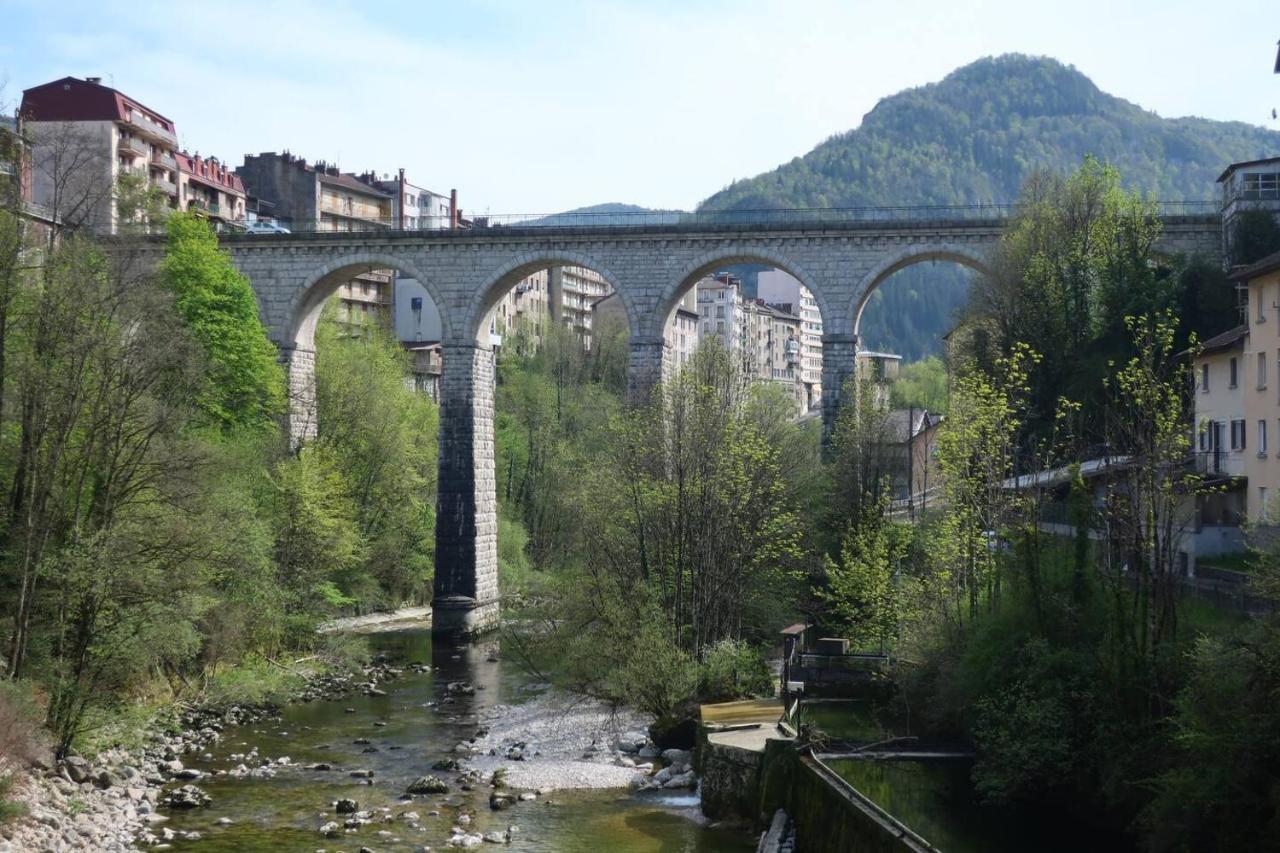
[157,629,752,852]
[827,758,1133,853]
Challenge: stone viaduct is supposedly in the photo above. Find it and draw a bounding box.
[219,207,1222,636]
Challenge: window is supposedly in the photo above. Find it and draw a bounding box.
[1242,172,1280,201]
[1260,487,1270,518]
[1201,363,1210,390]
[1260,283,1269,323]
[1230,357,1238,388]
[1232,419,1247,450]
[1260,419,1269,455]
[1260,352,1269,389]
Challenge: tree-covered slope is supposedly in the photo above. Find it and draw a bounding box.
[700,54,1280,210]
[696,55,1279,360]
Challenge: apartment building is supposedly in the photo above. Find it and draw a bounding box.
[697,272,749,359]
[237,152,394,329]
[177,153,245,228]
[368,169,457,231]
[550,266,612,345]
[757,269,824,410]
[1193,325,1250,478]
[593,286,700,368]
[744,299,805,408]
[1237,250,1280,521]
[20,76,181,231]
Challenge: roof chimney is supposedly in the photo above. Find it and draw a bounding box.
[450,189,458,230]
[86,76,102,85]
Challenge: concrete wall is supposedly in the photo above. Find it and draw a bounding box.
[700,734,931,853]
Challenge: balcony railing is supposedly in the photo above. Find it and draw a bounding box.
[152,176,177,196]
[151,149,177,170]
[126,110,176,146]
[120,136,148,157]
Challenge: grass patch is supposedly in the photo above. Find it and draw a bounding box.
[203,656,308,707]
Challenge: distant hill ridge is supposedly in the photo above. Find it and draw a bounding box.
[698,54,1280,210]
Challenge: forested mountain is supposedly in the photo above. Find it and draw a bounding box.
[698,54,1280,359]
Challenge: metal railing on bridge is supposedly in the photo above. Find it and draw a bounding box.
[89,200,1222,238]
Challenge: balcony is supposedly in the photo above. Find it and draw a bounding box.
[151,149,177,171]
[188,198,222,216]
[120,135,148,158]
[319,198,391,228]
[152,176,177,196]
[126,110,176,146]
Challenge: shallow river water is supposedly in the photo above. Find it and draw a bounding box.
[158,630,754,852]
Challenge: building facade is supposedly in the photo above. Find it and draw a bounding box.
[550,266,612,345]
[594,286,700,369]
[20,76,181,231]
[1238,251,1280,522]
[1218,156,1280,261]
[1193,325,1250,478]
[177,153,245,228]
[757,269,824,410]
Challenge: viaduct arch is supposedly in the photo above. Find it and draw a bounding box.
[221,209,1223,636]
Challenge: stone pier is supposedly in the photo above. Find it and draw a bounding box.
[432,342,500,636]
[281,344,317,446]
[821,333,859,448]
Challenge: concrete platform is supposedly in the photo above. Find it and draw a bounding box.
[701,698,788,753]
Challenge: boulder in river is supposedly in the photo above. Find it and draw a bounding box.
[406,775,450,795]
[335,798,358,814]
[166,785,212,808]
[489,791,516,811]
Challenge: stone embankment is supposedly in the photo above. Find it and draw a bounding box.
[0,659,408,852]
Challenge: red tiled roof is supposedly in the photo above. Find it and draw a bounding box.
[176,152,244,194]
[20,76,175,133]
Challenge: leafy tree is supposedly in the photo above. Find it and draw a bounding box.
[819,503,911,651]
[890,355,949,413]
[159,212,284,432]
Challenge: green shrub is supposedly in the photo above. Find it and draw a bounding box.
[698,639,774,702]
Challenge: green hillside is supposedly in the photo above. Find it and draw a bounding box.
[698,54,1280,359]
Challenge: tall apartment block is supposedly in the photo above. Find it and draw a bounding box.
[757,269,824,411]
[20,76,181,231]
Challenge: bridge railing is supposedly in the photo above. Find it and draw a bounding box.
[90,201,1222,238]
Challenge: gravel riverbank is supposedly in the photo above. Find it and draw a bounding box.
[0,659,407,852]
[458,692,697,793]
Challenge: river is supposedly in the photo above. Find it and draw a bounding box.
[157,630,754,852]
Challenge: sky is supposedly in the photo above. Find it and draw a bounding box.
[3,0,1278,214]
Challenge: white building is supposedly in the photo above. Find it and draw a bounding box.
[757,269,824,410]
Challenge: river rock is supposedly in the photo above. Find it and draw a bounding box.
[615,731,647,753]
[449,832,483,848]
[433,757,460,771]
[489,791,516,811]
[350,769,375,778]
[406,775,450,794]
[483,830,510,843]
[166,785,211,808]
[661,748,692,767]
[62,756,92,783]
[319,821,341,837]
[335,798,359,814]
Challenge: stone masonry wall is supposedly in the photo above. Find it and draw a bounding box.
[222,214,1223,629]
